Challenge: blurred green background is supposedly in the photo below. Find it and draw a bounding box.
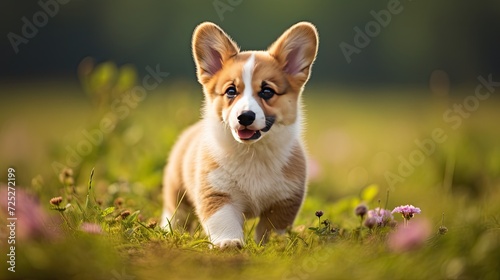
[1,1,500,279]
[1,0,500,197]
[1,0,499,197]
[2,0,500,85]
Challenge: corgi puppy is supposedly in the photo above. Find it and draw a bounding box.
[161,22,318,249]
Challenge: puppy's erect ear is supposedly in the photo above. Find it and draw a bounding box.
[268,22,319,85]
[192,22,239,83]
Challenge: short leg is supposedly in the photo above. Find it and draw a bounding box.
[201,204,245,249]
[256,195,304,244]
[161,186,193,231]
[160,208,173,229]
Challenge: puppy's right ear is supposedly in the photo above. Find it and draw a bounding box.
[192,22,239,84]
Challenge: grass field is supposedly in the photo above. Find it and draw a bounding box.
[1,70,499,279]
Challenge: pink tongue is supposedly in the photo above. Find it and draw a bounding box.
[238,129,256,139]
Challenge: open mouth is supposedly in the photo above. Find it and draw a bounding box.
[236,116,275,141]
[237,129,261,140]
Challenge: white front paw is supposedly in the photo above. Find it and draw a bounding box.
[204,205,245,249]
[214,239,244,250]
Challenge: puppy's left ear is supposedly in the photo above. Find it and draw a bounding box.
[268,22,318,84]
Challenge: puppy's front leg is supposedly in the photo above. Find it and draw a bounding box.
[255,193,304,245]
[201,203,245,249]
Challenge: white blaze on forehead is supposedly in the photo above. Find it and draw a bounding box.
[237,53,261,114]
[242,53,255,96]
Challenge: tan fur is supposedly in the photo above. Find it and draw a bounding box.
[162,22,318,247]
[256,144,307,243]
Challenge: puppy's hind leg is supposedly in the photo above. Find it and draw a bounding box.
[161,178,191,231]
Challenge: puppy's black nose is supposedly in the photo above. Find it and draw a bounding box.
[237,110,256,126]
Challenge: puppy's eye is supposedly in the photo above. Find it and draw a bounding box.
[258,87,275,100]
[225,86,237,98]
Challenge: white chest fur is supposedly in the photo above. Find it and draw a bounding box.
[204,118,302,216]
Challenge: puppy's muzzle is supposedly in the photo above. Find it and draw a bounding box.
[235,112,275,141]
